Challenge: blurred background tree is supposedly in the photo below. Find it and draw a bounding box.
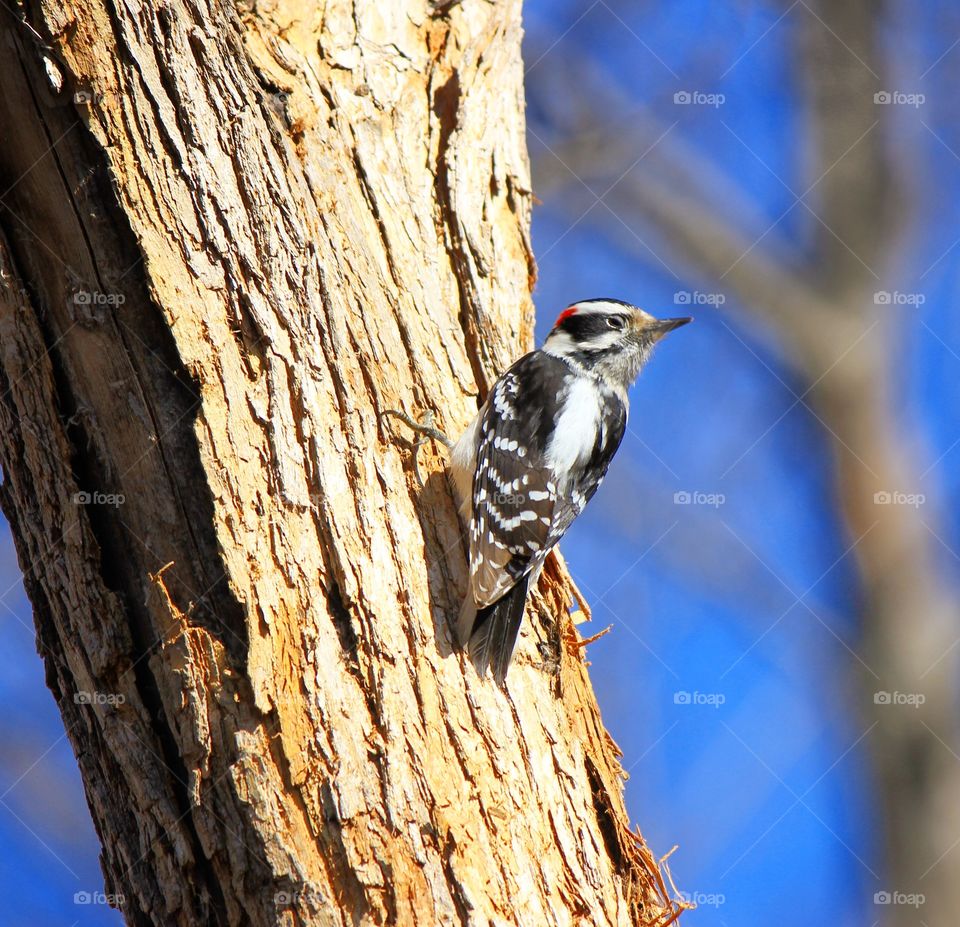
[2,1,959,925]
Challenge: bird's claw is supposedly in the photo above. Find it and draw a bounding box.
[380,408,451,488]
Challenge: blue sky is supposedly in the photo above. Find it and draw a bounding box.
[524,2,960,925]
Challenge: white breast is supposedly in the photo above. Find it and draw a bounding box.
[448,412,480,519]
[545,377,601,474]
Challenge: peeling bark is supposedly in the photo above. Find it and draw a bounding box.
[0,2,679,925]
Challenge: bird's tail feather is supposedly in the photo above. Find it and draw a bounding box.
[463,576,530,684]
[455,595,477,650]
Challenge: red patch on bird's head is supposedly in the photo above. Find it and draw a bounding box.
[553,305,579,328]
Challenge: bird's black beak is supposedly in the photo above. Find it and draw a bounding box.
[648,316,693,338]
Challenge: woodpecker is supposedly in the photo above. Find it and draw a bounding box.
[385,299,691,684]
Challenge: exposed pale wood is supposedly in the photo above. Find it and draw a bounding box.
[0,2,679,924]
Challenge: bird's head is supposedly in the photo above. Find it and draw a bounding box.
[542,298,692,392]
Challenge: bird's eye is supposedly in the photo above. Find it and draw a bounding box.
[606,315,626,330]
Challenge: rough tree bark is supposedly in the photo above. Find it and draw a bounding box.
[0,1,682,926]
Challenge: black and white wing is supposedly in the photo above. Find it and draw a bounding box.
[457,352,626,677]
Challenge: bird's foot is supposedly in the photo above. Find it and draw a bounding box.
[380,408,451,487]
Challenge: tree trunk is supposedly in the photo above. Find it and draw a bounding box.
[0,2,679,925]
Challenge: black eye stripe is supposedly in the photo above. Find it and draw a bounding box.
[559,312,623,340]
